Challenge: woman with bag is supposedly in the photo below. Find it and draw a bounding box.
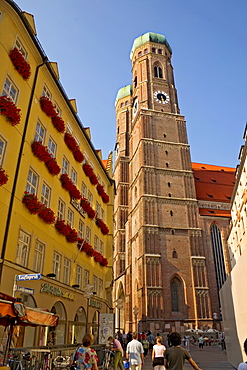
[71,334,98,370]
[152,336,166,370]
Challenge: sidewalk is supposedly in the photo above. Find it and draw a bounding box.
[141,344,236,370]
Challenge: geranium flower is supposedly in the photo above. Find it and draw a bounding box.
[0,169,9,186]
[9,48,31,80]
[0,95,21,126]
[38,206,56,224]
[22,192,42,215]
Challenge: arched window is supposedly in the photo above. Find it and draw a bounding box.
[172,250,178,258]
[154,65,163,78]
[171,279,179,311]
[210,224,227,290]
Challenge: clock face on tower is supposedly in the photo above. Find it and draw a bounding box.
[154,91,170,104]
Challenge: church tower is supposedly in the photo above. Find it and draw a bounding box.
[113,33,211,333]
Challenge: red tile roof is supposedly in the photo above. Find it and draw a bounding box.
[192,163,235,217]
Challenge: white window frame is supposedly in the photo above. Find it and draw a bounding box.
[88,191,93,205]
[48,137,56,158]
[71,168,77,185]
[62,156,69,175]
[26,168,39,194]
[99,240,104,255]
[93,275,98,294]
[53,251,61,280]
[67,208,74,227]
[81,182,87,199]
[16,230,30,267]
[98,278,103,298]
[54,101,61,116]
[66,122,73,134]
[41,182,51,207]
[85,226,91,244]
[0,135,7,167]
[84,269,89,288]
[14,37,28,59]
[42,84,52,100]
[2,76,18,103]
[63,257,71,285]
[57,198,65,220]
[34,121,46,143]
[94,235,99,251]
[78,219,84,239]
[76,265,82,287]
[33,240,45,273]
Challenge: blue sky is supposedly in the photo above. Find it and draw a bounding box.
[15,0,247,168]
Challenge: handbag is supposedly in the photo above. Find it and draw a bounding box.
[153,357,164,367]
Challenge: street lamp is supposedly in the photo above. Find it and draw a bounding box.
[133,306,139,332]
[116,298,123,332]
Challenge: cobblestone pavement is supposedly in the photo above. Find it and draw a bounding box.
[141,344,236,370]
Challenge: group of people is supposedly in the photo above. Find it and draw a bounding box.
[70,331,203,370]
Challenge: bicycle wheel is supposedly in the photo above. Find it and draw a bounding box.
[102,358,110,370]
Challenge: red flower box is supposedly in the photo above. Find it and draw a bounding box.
[100,257,108,267]
[64,133,84,163]
[55,219,71,236]
[9,48,31,80]
[52,115,65,133]
[40,96,56,117]
[90,173,98,185]
[96,217,109,235]
[0,95,21,126]
[38,206,56,224]
[31,141,61,176]
[96,183,109,203]
[80,198,96,218]
[60,174,81,199]
[83,163,98,185]
[22,192,42,215]
[77,239,108,266]
[66,227,78,243]
[102,193,110,204]
[0,169,9,186]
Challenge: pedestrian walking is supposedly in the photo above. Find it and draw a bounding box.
[71,333,98,370]
[185,335,190,351]
[108,336,124,370]
[238,338,247,369]
[198,335,204,351]
[147,331,155,355]
[141,334,149,358]
[152,336,166,370]
[126,332,144,370]
[164,332,203,370]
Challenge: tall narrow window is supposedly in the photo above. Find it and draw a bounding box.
[34,121,45,143]
[57,198,65,220]
[41,182,51,207]
[94,235,99,251]
[67,208,74,227]
[85,226,91,244]
[2,76,18,102]
[16,230,30,267]
[0,136,6,166]
[33,240,45,273]
[63,258,71,285]
[26,168,38,194]
[88,191,93,205]
[171,279,179,311]
[42,84,52,100]
[93,275,98,294]
[53,251,61,280]
[99,240,104,255]
[48,137,56,158]
[154,66,163,78]
[96,202,101,217]
[71,168,77,185]
[84,269,89,287]
[81,182,87,199]
[76,265,82,287]
[78,219,84,239]
[98,278,103,298]
[210,224,227,290]
[54,101,61,116]
[62,157,69,174]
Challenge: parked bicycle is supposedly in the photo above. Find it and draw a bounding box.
[53,355,70,370]
[102,349,114,370]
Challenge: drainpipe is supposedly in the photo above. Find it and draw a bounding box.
[0,57,48,282]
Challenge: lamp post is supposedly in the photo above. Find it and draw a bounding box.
[84,284,94,334]
[133,306,139,332]
[116,298,123,332]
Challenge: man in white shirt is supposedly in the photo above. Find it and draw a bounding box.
[126,332,144,370]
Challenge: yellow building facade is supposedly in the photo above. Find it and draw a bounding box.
[0,0,114,347]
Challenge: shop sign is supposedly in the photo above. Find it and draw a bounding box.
[17,273,41,281]
[71,198,86,218]
[89,299,102,309]
[40,283,76,301]
[16,285,34,294]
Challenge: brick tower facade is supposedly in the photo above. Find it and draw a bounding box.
[113,33,224,334]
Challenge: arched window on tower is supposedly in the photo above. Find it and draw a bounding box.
[154,65,163,78]
[171,279,179,311]
[210,223,227,290]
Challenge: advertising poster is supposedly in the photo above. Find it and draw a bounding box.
[99,313,115,344]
